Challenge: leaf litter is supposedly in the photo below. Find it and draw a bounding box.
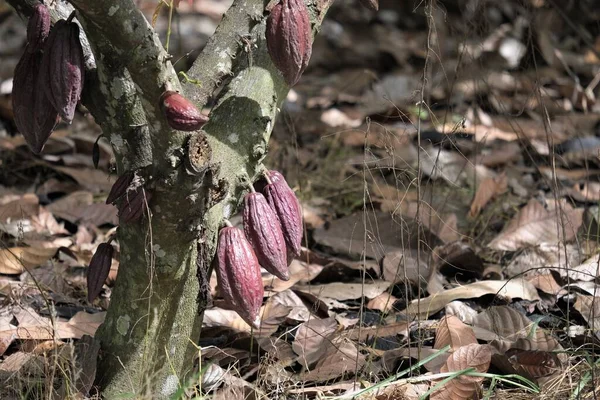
[2,0,600,399]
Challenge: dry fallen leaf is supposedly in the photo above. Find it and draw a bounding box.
[506,349,561,378]
[472,306,534,342]
[434,315,478,352]
[292,317,338,369]
[367,292,398,313]
[431,343,492,400]
[294,281,391,301]
[402,279,540,318]
[469,173,507,218]
[298,338,365,383]
[488,199,583,251]
[0,246,58,274]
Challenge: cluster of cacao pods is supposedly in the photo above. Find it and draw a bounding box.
[215,170,303,327]
[266,0,312,86]
[159,90,209,131]
[12,4,85,154]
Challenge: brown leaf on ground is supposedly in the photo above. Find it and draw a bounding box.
[0,193,39,222]
[383,346,449,374]
[381,250,429,287]
[0,246,58,274]
[346,321,410,343]
[566,254,600,281]
[506,349,561,378]
[402,280,540,318]
[367,292,398,313]
[434,315,477,352]
[526,273,566,296]
[294,281,391,301]
[569,182,600,202]
[292,317,338,368]
[298,338,365,383]
[488,199,583,251]
[431,343,492,400]
[472,306,534,341]
[469,173,507,218]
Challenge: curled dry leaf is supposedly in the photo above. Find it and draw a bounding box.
[434,315,478,352]
[431,343,492,400]
[469,173,507,218]
[488,199,583,251]
[472,306,534,342]
[402,279,540,319]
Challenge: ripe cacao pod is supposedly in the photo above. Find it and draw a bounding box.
[26,4,51,53]
[12,51,59,154]
[266,0,312,86]
[118,187,151,223]
[159,91,209,131]
[358,0,379,11]
[216,226,264,328]
[263,170,303,256]
[39,19,85,124]
[106,171,135,205]
[243,192,289,281]
[87,242,114,302]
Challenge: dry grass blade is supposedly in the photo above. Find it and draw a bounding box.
[434,315,477,352]
[431,343,492,400]
[488,199,583,251]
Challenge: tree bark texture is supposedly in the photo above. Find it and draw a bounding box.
[7,0,334,398]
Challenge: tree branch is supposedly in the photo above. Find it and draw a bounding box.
[182,0,263,107]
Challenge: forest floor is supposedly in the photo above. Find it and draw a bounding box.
[1,0,600,399]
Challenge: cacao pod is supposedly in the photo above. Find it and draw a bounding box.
[216,226,264,328]
[263,170,303,256]
[87,242,114,302]
[266,0,312,86]
[243,192,289,281]
[39,19,85,124]
[106,171,135,205]
[358,0,379,11]
[26,4,51,53]
[118,187,151,223]
[12,50,59,154]
[159,91,209,131]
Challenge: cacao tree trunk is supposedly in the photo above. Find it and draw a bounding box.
[7,0,334,398]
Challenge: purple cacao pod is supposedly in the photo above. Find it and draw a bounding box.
[39,20,85,124]
[118,187,151,224]
[26,4,51,53]
[243,192,289,281]
[12,50,59,154]
[106,171,135,205]
[216,226,264,328]
[263,170,303,257]
[159,91,209,131]
[266,0,312,86]
[87,242,114,302]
